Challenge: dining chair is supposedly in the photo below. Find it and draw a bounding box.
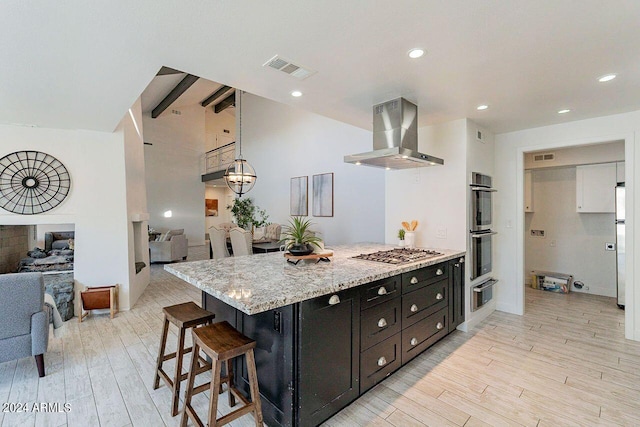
[229,227,253,256]
[208,225,230,259]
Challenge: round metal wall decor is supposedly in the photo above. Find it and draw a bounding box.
[0,151,71,214]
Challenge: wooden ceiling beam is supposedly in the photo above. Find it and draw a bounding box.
[151,74,199,118]
[201,85,232,107]
[214,92,235,114]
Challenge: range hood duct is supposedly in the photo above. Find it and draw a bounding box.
[344,97,444,170]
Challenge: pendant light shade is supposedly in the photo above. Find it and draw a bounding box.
[224,157,256,197]
[223,90,257,197]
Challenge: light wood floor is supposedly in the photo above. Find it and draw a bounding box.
[1,247,639,426]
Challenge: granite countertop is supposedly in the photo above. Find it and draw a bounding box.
[165,244,465,315]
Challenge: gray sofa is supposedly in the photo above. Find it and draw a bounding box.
[149,229,188,263]
[0,272,50,377]
[44,231,75,251]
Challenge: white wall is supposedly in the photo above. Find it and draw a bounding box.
[386,119,467,250]
[494,109,638,341]
[524,140,625,169]
[121,98,150,307]
[241,94,385,245]
[143,104,206,246]
[0,124,134,309]
[205,108,235,152]
[525,167,616,297]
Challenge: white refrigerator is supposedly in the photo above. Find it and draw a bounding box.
[616,183,625,309]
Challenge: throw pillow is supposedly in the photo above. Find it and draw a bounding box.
[253,227,266,242]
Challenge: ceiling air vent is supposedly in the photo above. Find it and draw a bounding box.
[533,153,555,162]
[263,55,316,80]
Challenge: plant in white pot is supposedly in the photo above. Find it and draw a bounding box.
[279,216,322,256]
[397,229,406,247]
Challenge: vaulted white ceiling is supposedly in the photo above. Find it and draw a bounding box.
[2,1,639,134]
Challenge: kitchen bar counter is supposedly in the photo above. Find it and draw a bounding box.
[164,243,465,315]
[165,243,466,426]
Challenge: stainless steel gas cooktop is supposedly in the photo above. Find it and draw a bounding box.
[352,248,443,265]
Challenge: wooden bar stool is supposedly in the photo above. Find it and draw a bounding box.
[153,302,216,416]
[181,321,263,427]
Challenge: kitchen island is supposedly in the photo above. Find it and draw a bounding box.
[165,244,465,426]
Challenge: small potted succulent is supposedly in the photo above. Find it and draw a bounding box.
[397,229,406,247]
[280,216,322,256]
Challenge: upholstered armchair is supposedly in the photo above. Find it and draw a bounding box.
[265,223,282,242]
[0,272,50,377]
[149,229,188,263]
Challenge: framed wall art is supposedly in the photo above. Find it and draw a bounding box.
[290,176,308,216]
[313,172,333,217]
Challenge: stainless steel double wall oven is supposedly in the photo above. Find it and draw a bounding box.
[469,172,498,311]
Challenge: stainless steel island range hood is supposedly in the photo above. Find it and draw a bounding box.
[344,97,444,170]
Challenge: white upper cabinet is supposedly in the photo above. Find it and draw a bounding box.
[524,170,534,212]
[576,163,616,213]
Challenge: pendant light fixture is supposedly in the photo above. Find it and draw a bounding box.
[224,90,257,197]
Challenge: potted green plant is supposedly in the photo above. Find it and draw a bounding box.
[227,198,269,230]
[397,229,406,247]
[279,216,322,255]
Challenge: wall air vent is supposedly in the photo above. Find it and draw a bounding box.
[533,153,555,162]
[263,55,316,80]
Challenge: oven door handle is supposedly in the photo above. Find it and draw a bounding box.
[470,231,498,238]
[473,279,499,292]
[470,186,497,192]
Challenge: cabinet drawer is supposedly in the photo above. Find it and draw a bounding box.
[402,263,448,294]
[402,307,448,364]
[361,298,401,351]
[361,276,401,310]
[402,278,448,327]
[360,333,402,393]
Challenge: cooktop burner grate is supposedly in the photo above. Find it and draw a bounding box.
[352,248,443,264]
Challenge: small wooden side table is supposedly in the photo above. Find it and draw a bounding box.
[79,285,118,322]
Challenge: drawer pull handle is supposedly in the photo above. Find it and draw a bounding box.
[436,293,443,300]
[377,356,387,367]
[328,295,340,305]
[454,263,460,268]
[377,318,387,328]
[377,286,387,296]
[410,304,419,313]
[410,277,418,284]
[410,337,418,346]
[436,322,444,330]
[436,268,444,276]
[459,257,465,263]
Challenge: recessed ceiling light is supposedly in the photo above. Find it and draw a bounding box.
[598,74,617,83]
[476,105,489,111]
[408,48,425,59]
[385,167,390,170]
[355,161,361,166]
[558,109,571,114]
[401,155,409,159]
[291,91,302,97]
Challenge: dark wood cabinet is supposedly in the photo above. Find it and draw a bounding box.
[202,256,464,426]
[401,278,448,327]
[448,257,465,332]
[402,263,448,293]
[360,298,401,350]
[298,287,360,427]
[360,333,402,392]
